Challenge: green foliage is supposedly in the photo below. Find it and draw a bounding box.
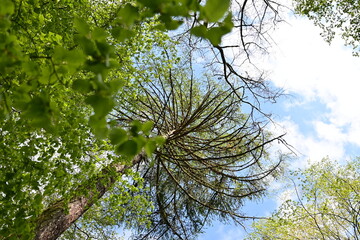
[0,101,109,238]
[247,157,360,239]
[0,0,235,238]
[0,0,234,136]
[0,0,290,239]
[294,0,360,55]
[191,13,234,46]
[202,0,231,22]
[59,170,153,240]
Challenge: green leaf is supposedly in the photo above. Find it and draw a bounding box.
[206,27,227,46]
[74,17,90,35]
[22,95,53,130]
[92,28,108,41]
[159,15,183,30]
[39,13,45,24]
[203,0,230,22]
[95,41,113,56]
[130,120,142,136]
[75,35,97,56]
[53,47,85,74]
[94,126,109,139]
[85,95,114,118]
[23,96,48,118]
[0,0,15,15]
[0,17,11,29]
[22,61,40,77]
[141,121,154,135]
[117,4,139,27]
[134,135,146,149]
[72,79,92,93]
[53,46,68,61]
[223,12,234,30]
[108,79,124,93]
[34,194,43,206]
[190,25,207,38]
[109,128,128,145]
[38,66,56,84]
[111,27,135,42]
[154,136,166,145]
[66,49,86,65]
[145,140,157,157]
[116,140,138,156]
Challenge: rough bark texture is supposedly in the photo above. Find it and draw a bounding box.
[34,152,145,240]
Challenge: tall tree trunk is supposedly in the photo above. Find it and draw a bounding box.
[34,152,145,240]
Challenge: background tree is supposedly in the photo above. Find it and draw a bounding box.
[294,0,360,56]
[247,157,360,240]
[0,0,287,239]
[114,42,285,239]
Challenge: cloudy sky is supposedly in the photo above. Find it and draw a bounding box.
[199,2,360,240]
[267,15,360,167]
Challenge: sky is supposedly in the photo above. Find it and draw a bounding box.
[199,2,360,240]
[266,15,360,168]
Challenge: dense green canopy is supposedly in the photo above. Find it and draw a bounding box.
[0,0,285,239]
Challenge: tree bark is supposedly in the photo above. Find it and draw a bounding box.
[34,152,145,240]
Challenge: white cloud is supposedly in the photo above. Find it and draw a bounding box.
[313,121,346,143]
[262,12,360,163]
[271,117,345,168]
[276,188,296,206]
[222,2,360,164]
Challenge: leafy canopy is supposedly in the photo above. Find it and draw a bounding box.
[0,0,235,238]
[247,158,360,239]
[0,0,286,239]
[294,0,360,56]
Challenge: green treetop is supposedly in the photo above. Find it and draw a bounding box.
[248,157,360,239]
[0,0,286,239]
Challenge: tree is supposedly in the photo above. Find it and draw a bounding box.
[1,1,165,238]
[247,157,360,240]
[59,48,286,239]
[0,0,286,239]
[294,0,360,55]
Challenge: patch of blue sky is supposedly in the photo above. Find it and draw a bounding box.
[196,92,360,239]
[273,94,331,134]
[198,198,278,239]
[343,143,360,161]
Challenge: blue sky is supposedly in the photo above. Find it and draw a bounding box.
[198,3,360,240]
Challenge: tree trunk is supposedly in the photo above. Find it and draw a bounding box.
[34,152,145,240]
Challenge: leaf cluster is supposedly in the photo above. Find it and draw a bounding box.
[294,0,360,56]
